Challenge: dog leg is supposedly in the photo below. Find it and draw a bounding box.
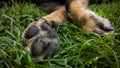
[21,6,67,60]
[65,0,114,36]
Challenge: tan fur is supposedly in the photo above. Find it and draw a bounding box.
[66,0,113,34]
[21,0,113,59]
[43,6,67,25]
[41,0,113,34]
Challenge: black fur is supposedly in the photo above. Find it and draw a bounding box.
[51,21,59,29]
[41,22,53,33]
[41,22,57,39]
[65,0,73,12]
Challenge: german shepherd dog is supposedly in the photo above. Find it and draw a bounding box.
[20,0,114,60]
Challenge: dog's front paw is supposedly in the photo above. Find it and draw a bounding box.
[20,18,59,60]
[83,13,114,36]
[93,18,114,36]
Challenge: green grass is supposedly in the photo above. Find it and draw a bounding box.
[0,1,120,68]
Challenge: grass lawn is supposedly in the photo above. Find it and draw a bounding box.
[0,1,120,68]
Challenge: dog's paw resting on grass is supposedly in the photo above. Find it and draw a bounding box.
[20,18,59,60]
[20,6,66,60]
[65,0,114,36]
[20,0,114,60]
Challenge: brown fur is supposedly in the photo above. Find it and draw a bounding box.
[66,0,113,35]
[21,0,114,60]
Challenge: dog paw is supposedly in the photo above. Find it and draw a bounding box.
[93,18,114,36]
[20,18,59,60]
[83,14,114,36]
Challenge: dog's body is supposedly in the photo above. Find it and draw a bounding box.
[20,0,114,60]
